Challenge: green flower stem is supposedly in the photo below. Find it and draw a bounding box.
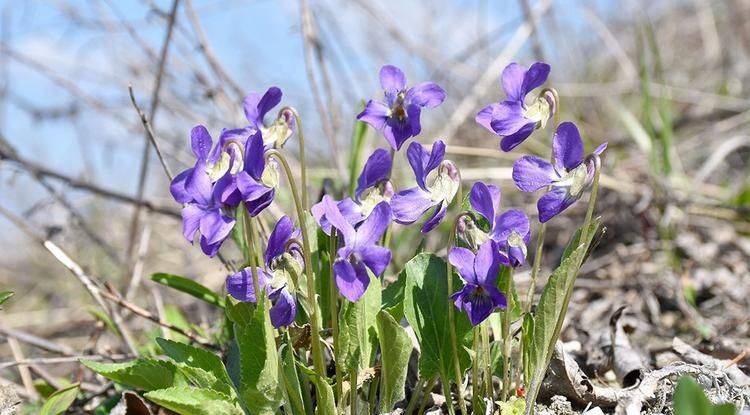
[441,374,457,415]
[446,212,476,415]
[279,107,309,208]
[418,378,438,415]
[266,150,326,378]
[329,231,342,400]
[241,204,261,300]
[471,328,481,410]
[501,267,514,401]
[282,332,307,415]
[404,377,426,414]
[368,372,380,414]
[524,222,546,313]
[481,320,492,400]
[579,156,602,254]
[350,366,358,415]
[533,156,602,412]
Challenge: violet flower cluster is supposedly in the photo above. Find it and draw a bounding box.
[170,62,605,330]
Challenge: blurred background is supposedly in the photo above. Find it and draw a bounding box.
[1,0,749,407]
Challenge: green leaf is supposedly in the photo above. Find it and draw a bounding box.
[382,271,405,321]
[279,341,306,415]
[162,304,190,343]
[81,358,185,391]
[0,290,13,307]
[403,253,472,381]
[498,266,522,323]
[233,299,282,414]
[315,228,334,327]
[673,376,737,415]
[40,383,79,415]
[376,310,412,412]
[151,273,224,308]
[298,364,336,415]
[86,307,118,336]
[338,276,381,371]
[524,219,600,414]
[673,376,713,415]
[521,313,535,385]
[144,386,243,415]
[156,338,235,397]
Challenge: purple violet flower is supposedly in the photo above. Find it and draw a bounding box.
[264,215,302,269]
[390,140,460,233]
[321,195,392,302]
[357,65,446,151]
[170,126,236,256]
[512,122,607,223]
[226,215,303,328]
[226,267,296,328]
[469,182,531,267]
[170,125,215,204]
[235,131,278,216]
[179,170,236,258]
[476,62,554,152]
[244,86,282,128]
[449,240,508,326]
[312,148,394,234]
[243,86,293,148]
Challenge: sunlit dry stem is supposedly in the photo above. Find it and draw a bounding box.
[446,210,477,415]
[277,106,309,208]
[265,150,326,378]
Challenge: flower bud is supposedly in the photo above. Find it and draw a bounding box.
[457,216,489,250]
[429,160,460,204]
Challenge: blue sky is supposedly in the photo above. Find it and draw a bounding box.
[0,0,618,238]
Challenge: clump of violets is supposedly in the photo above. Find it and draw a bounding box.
[226,216,300,328]
[449,240,507,326]
[512,122,607,222]
[157,58,609,413]
[321,196,392,302]
[312,148,394,233]
[476,62,555,151]
[357,65,446,150]
[391,140,460,233]
[468,182,530,267]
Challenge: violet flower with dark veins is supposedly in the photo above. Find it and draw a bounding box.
[390,140,460,233]
[312,148,394,234]
[357,65,446,150]
[449,240,507,326]
[321,195,392,302]
[468,181,530,267]
[512,122,607,223]
[476,62,554,152]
